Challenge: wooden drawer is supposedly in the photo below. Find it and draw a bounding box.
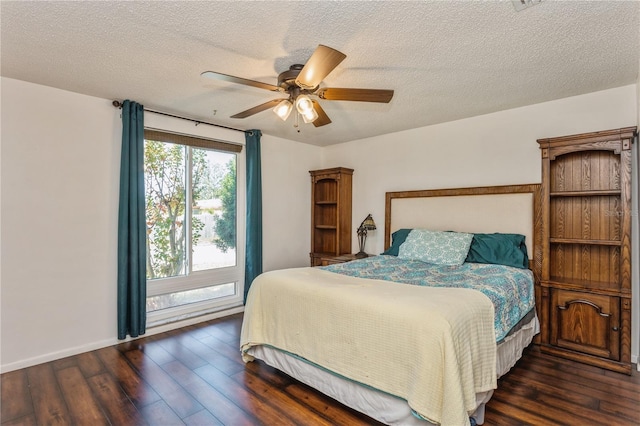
[311,253,359,266]
[550,288,620,361]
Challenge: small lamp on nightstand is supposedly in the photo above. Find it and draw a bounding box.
[355,214,376,258]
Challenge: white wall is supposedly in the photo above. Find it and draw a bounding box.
[1,78,121,371]
[261,134,323,271]
[0,77,321,372]
[323,84,639,362]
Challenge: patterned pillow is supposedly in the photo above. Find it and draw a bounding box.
[398,229,474,265]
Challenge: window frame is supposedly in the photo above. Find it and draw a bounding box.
[142,127,246,327]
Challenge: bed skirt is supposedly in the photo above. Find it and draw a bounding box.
[245,314,540,425]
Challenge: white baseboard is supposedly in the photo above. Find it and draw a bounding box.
[1,337,116,374]
[0,305,244,373]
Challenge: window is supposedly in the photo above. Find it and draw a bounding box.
[143,129,244,326]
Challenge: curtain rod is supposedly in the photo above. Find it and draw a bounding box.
[112,100,246,134]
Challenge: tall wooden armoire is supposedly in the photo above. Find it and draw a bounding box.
[309,167,353,266]
[537,127,635,374]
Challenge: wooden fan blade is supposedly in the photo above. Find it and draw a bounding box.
[295,45,346,90]
[230,99,283,119]
[317,88,394,103]
[201,71,280,92]
[311,101,331,127]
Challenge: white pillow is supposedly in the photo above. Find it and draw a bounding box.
[398,229,473,265]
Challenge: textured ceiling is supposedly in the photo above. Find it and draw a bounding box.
[1,1,638,146]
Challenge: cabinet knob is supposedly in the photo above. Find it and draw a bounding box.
[612,327,620,332]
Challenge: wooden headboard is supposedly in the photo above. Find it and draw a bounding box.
[384,184,543,285]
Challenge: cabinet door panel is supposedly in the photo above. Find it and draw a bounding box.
[550,289,620,360]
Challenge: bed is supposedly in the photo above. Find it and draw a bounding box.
[241,184,542,426]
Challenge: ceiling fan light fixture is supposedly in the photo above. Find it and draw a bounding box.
[295,95,314,114]
[273,99,293,121]
[301,108,319,124]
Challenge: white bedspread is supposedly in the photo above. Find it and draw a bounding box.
[241,267,497,426]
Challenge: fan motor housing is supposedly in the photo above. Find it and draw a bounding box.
[278,64,318,93]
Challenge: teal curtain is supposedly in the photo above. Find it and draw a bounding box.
[117,100,146,339]
[244,129,263,303]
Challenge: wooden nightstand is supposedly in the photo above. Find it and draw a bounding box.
[315,254,366,266]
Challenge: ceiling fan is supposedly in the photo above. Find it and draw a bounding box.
[201,45,394,128]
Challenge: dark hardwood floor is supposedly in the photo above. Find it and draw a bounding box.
[2,313,639,425]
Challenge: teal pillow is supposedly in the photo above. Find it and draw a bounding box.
[465,233,529,269]
[381,228,412,256]
[398,229,474,266]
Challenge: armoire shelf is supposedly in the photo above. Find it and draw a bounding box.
[546,278,629,294]
[549,238,621,246]
[550,190,621,196]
